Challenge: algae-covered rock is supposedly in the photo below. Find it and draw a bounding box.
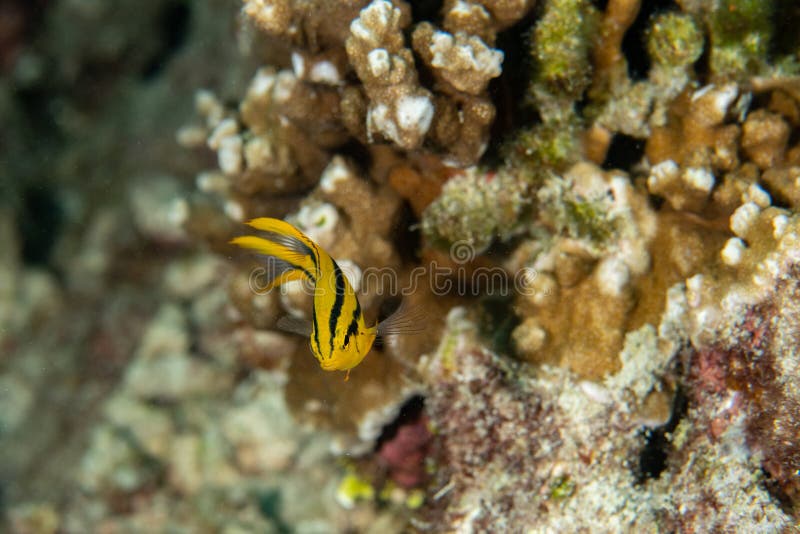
[421,167,529,254]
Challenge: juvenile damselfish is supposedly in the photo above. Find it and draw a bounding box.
[231,217,418,379]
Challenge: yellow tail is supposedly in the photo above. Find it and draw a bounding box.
[230,218,321,290]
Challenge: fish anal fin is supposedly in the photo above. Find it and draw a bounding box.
[277,315,313,338]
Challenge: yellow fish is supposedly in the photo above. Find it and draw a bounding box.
[231,217,419,380]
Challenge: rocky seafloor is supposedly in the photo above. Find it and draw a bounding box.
[1,0,799,532]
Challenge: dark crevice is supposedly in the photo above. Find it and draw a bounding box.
[693,33,712,85]
[258,489,292,534]
[482,11,538,165]
[648,193,666,211]
[636,387,688,484]
[787,125,800,156]
[408,0,444,23]
[760,467,795,515]
[761,187,793,211]
[637,427,669,482]
[140,1,191,80]
[393,201,421,264]
[479,295,520,357]
[374,395,426,453]
[769,0,800,61]
[18,185,63,267]
[620,0,680,81]
[602,133,645,171]
[338,138,373,175]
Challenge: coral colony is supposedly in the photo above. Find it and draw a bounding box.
[1,0,800,531]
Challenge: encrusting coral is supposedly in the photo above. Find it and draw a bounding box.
[415,305,794,531]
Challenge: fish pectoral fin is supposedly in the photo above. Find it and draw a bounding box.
[376,299,428,338]
[276,315,313,338]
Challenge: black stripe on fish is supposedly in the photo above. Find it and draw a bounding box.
[307,241,323,273]
[342,303,360,349]
[311,306,321,356]
[329,261,346,357]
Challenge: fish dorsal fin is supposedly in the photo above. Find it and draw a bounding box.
[277,315,313,338]
[376,299,428,337]
[229,235,312,274]
[246,218,316,256]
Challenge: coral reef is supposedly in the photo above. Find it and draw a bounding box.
[416,306,793,531]
[3,0,800,531]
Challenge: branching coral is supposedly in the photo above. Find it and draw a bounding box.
[342,0,514,163]
[242,0,368,50]
[505,0,598,171]
[647,83,744,172]
[345,0,434,150]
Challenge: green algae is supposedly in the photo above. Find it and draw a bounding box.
[647,12,704,70]
[707,0,774,78]
[549,475,576,500]
[421,169,529,254]
[562,197,615,243]
[531,0,599,99]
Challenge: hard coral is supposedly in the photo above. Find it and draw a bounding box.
[413,304,793,531]
[510,162,656,378]
[345,0,433,150]
[687,269,800,512]
[705,0,775,80]
[412,22,503,96]
[242,0,367,50]
[646,83,742,172]
[420,166,529,254]
[164,0,800,530]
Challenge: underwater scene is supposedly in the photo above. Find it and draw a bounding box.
[1,0,800,532]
